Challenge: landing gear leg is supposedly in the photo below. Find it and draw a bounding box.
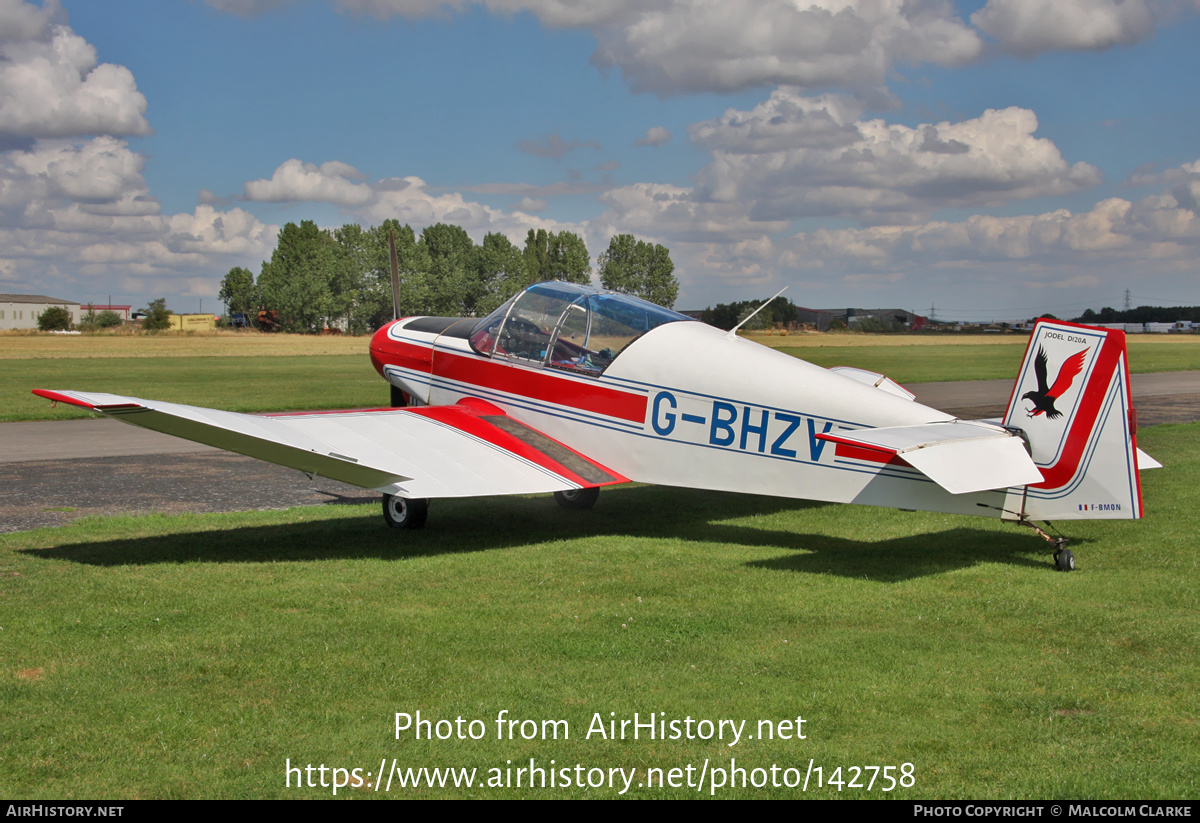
[1019,518,1073,572]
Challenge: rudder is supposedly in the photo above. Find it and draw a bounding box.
[1002,320,1144,520]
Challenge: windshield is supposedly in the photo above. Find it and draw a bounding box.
[469,282,690,374]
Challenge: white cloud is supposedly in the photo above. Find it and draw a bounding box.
[278,0,981,95]
[0,12,150,138]
[595,95,1102,242]
[634,126,672,147]
[971,0,1156,55]
[689,91,864,153]
[763,162,1200,289]
[11,137,151,203]
[0,137,158,232]
[0,203,278,296]
[236,160,588,247]
[211,0,1200,96]
[582,95,1125,308]
[653,178,1200,310]
[688,97,1102,224]
[593,182,789,243]
[512,196,546,212]
[0,0,61,41]
[588,0,982,95]
[244,158,375,205]
[360,175,580,244]
[0,137,275,299]
[165,205,280,256]
[0,3,279,302]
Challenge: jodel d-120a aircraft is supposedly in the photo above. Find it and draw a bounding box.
[35,280,1158,571]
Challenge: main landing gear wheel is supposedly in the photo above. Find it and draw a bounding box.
[1054,548,1075,572]
[382,494,428,529]
[554,487,599,510]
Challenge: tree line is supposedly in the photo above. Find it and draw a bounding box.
[1072,306,1200,324]
[701,297,800,331]
[219,220,677,334]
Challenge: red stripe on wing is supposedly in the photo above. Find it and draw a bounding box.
[407,399,629,487]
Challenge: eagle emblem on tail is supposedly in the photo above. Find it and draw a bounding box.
[1022,346,1088,419]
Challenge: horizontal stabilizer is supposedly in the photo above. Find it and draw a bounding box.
[817,420,1043,495]
[1137,448,1162,470]
[32,390,626,499]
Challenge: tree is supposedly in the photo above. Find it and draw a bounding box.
[258,221,337,333]
[37,305,73,331]
[420,223,477,316]
[474,232,528,315]
[219,266,259,324]
[141,298,172,331]
[523,229,591,286]
[640,243,677,308]
[368,220,434,325]
[702,297,799,331]
[548,231,591,284]
[77,304,122,330]
[94,310,123,328]
[330,223,381,335]
[597,233,678,308]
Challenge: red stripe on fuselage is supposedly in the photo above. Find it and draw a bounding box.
[369,335,434,379]
[431,349,647,423]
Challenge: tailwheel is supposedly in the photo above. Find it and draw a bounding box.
[382,494,428,529]
[554,487,599,510]
[1017,517,1074,571]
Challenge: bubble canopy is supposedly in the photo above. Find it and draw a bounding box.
[469,281,692,375]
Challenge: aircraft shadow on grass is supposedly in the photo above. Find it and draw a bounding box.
[25,484,1079,582]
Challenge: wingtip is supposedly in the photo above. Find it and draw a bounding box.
[32,389,96,409]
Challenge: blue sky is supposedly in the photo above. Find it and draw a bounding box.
[2,0,1198,320]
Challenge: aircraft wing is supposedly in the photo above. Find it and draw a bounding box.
[32,390,627,499]
[816,420,1044,495]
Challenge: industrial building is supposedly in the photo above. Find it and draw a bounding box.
[0,294,81,330]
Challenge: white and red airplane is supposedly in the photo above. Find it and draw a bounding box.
[34,280,1158,571]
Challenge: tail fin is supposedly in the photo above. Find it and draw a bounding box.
[1003,320,1144,520]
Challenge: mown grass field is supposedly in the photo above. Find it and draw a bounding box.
[2,330,1198,422]
[0,422,1197,799]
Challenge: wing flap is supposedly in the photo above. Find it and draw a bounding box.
[818,420,1044,495]
[32,390,627,498]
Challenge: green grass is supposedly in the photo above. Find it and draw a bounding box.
[2,355,386,422]
[1,424,1196,799]
[780,337,1200,384]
